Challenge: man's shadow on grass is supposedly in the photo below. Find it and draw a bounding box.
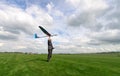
[25,58,47,62]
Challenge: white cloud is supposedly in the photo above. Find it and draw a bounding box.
[46,2,54,13]
[0,3,54,36]
[0,2,54,53]
[66,0,108,10]
[64,0,120,53]
[15,46,27,49]
[0,43,4,47]
[0,0,120,53]
[26,5,53,26]
[46,2,64,18]
[67,0,109,28]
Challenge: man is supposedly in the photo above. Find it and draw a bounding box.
[47,37,54,62]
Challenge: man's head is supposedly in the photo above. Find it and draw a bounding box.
[48,36,51,40]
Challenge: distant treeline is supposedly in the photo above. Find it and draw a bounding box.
[0,51,120,54]
[0,52,39,54]
[96,51,120,54]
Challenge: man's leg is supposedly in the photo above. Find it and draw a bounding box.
[50,49,52,58]
[47,50,51,62]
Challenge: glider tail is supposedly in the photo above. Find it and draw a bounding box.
[34,33,39,38]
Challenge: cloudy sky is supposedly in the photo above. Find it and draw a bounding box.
[0,0,120,53]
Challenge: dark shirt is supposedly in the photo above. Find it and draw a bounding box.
[48,39,54,50]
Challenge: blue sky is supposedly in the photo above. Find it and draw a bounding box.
[0,0,120,53]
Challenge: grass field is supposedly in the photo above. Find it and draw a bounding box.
[0,53,120,76]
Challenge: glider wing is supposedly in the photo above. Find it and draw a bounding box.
[39,26,51,36]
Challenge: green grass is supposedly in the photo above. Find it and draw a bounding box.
[0,53,120,76]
